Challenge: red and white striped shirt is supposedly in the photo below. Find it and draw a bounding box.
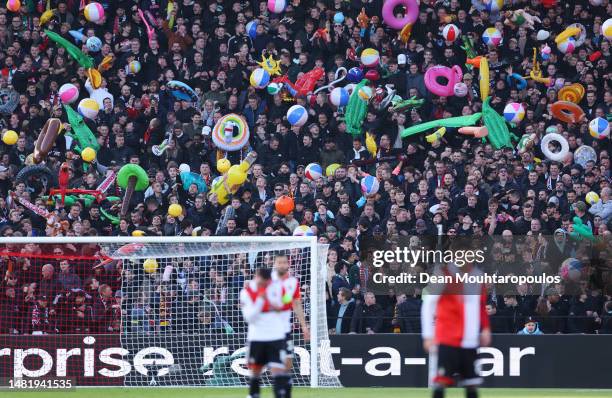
[421,264,490,349]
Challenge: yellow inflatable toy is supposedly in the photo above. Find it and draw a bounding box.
[479,56,489,101]
[208,152,257,205]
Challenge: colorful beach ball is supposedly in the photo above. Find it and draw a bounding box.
[442,24,460,42]
[486,0,504,13]
[305,163,323,181]
[557,37,576,54]
[246,20,258,39]
[287,105,308,126]
[329,87,349,107]
[6,0,20,12]
[603,18,612,40]
[453,82,468,97]
[559,258,583,281]
[293,225,314,236]
[267,0,286,13]
[360,48,380,68]
[588,117,609,139]
[267,82,282,95]
[77,98,99,120]
[126,60,141,74]
[84,2,104,23]
[59,83,79,104]
[360,175,380,196]
[346,67,363,83]
[503,102,525,123]
[358,85,373,101]
[482,27,502,47]
[249,68,270,89]
[586,191,600,205]
[86,36,102,52]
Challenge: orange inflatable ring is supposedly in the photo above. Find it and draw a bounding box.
[551,101,585,124]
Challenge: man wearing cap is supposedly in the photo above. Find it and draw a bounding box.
[517,317,543,335]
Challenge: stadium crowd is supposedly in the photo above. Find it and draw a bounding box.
[0,0,611,336]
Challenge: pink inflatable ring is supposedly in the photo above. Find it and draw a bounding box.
[382,0,419,30]
[424,65,463,97]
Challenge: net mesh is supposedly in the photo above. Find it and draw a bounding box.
[0,239,340,388]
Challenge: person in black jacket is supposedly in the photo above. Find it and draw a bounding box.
[599,301,612,334]
[328,287,356,334]
[486,302,512,333]
[351,292,384,334]
[395,292,422,333]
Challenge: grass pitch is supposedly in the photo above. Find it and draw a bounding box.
[4,388,611,397]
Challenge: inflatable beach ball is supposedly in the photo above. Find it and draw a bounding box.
[267,0,286,14]
[86,36,102,52]
[361,175,380,196]
[249,68,270,89]
[293,225,314,236]
[486,0,504,13]
[442,24,460,42]
[59,83,79,104]
[334,12,345,24]
[503,102,525,123]
[143,258,158,274]
[267,82,282,95]
[360,48,380,68]
[77,98,99,120]
[482,27,502,47]
[453,82,468,97]
[557,37,576,54]
[559,258,583,281]
[347,67,363,83]
[329,87,349,107]
[589,117,609,140]
[246,20,258,39]
[358,85,373,101]
[6,0,20,12]
[127,60,141,74]
[287,105,308,126]
[603,18,612,40]
[2,130,18,145]
[305,163,323,181]
[586,191,600,205]
[84,2,104,23]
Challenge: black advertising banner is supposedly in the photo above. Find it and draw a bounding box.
[330,334,612,389]
[2,333,612,388]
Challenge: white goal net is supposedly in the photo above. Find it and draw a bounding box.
[109,237,340,388]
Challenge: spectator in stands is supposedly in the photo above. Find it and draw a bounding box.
[487,302,511,334]
[518,317,544,335]
[93,284,120,333]
[38,264,62,300]
[600,302,612,334]
[57,259,82,290]
[351,292,384,334]
[331,262,351,304]
[329,287,356,335]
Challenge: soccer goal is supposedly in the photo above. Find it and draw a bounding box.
[0,237,340,388]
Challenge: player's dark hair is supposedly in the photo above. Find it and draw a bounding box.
[256,268,272,280]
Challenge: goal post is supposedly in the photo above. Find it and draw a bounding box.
[0,236,340,388]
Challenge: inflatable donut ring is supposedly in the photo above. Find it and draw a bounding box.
[506,73,527,90]
[382,0,419,30]
[34,118,63,164]
[424,65,463,97]
[541,132,569,162]
[551,101,585,124]
[557,83,584,103]
[212,113,251,152]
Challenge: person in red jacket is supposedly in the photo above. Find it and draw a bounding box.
[421,261,491,398]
